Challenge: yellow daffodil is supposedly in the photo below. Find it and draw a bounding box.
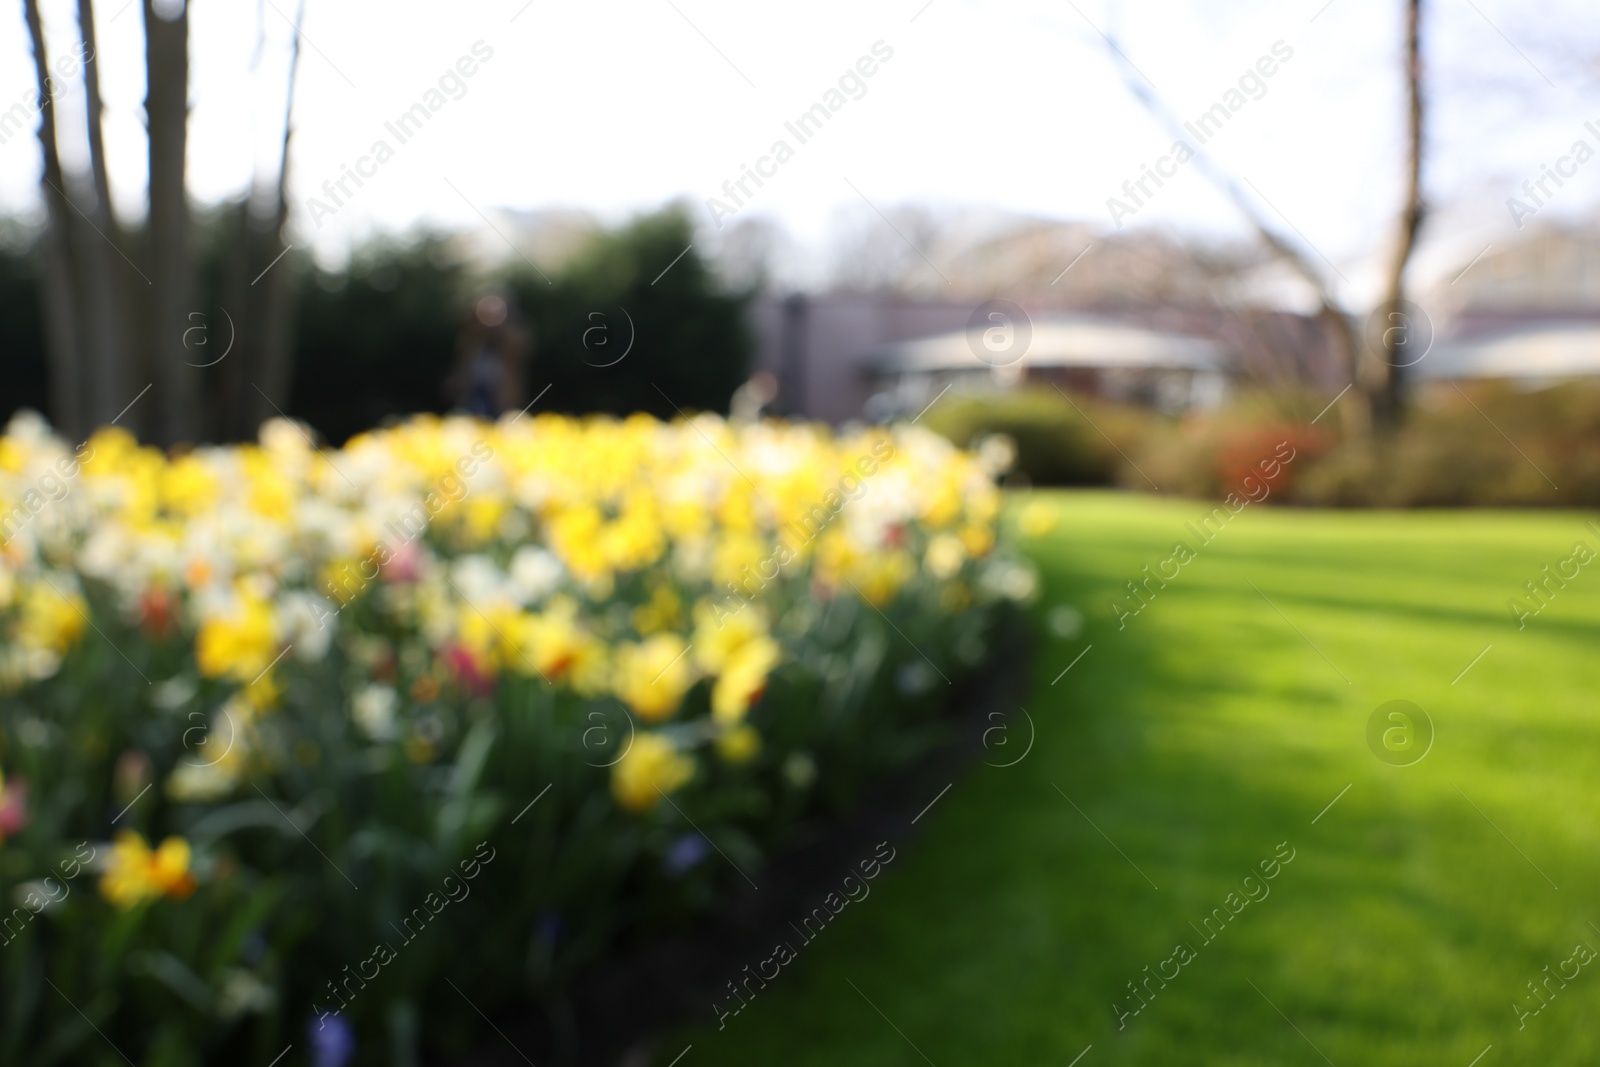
[959,524,996,559]
[714,723,762,764]
[611,732,694,812]
[195,590,278,683]
[710,636,780,726]
[513,598,593,680]
[100,831,197,908]
[925,533,966,580]
[162,454,221,518]
[16,580,87,654]
[692,601,770,674]
[613,634,695,722]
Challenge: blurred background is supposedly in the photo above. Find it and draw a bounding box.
[1,0,1599,491]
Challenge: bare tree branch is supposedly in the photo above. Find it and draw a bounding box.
[1094,9,1383,433]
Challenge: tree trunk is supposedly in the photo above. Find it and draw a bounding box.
[250,209,300,440]
[75,0,130,429]
[144,0,197,445]
[23,0,84,440]
[1368,0,1426,429]
[1318,306,1370,439]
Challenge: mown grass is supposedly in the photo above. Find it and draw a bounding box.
[671,491,1600,1066]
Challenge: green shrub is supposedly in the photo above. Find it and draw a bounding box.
[506,205,753,422]
[1289,382,1600,507]
[1104,382,1600,508]
[922,388,1144,486]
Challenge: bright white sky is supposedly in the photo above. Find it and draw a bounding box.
[1,0,1595,294]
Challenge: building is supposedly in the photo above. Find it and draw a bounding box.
[744,293,1342,423]
[866,315,1228,420]
[1414,319,1600,387]
[1416,228,1600,388]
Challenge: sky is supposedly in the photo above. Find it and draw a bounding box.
[0,0,1596,298]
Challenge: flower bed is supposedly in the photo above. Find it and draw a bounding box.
[0,410,1032,1065]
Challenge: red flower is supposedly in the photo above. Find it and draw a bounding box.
[138,587,177,639]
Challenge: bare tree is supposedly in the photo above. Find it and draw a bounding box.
[22,0,84,440]
[1371,0,1426,426]
[1102,0,1429,433]
[23,0,307,444]
[75,0,130,429]
[218,0,304,440]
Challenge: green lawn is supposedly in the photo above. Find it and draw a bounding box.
[672,491,1600,1066]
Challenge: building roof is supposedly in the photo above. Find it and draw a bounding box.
[1414,320,1600,381]
[870,315,1226,374]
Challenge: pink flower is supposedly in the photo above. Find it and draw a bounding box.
[381,541,425,584]
[441,642,494,697]
[0,775,29,840]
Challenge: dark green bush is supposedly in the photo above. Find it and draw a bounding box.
[0,226,48,427]
[290,238,465,445]
[505,205,752,421]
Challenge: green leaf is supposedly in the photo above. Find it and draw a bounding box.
[435,721,496,852]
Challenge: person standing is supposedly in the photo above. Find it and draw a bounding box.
[446,292,531,418]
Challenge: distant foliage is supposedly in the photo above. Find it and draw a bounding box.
[1134,418,1334,501]
[1131,383,1600,507]
[507,206,753,421]
[290,238,465,444]
[0,232,48,426]
[1288,382,1600,507]
[924,382,1600,508]
[0,205,753,445]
